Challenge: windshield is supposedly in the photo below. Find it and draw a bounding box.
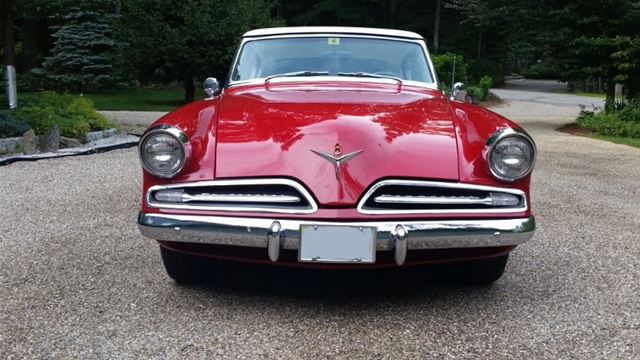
[230,36,434,84]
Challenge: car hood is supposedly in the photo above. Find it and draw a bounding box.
[214,82,459,206]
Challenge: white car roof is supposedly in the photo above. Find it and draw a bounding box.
[243,26,423,40]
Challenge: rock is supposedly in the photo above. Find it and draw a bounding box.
[103,128,118,138]
[21,130,39,155]
[40,125,61,153]
[59,136,82,149]
[0,138,20,154]
[85,131,104,143]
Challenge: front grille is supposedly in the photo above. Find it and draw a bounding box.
[358,180,527,214]
[147,179,317,214]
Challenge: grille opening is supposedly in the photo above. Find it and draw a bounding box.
[149,181,316,213]
[361,183,525,212]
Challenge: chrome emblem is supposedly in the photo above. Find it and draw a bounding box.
[311,144,363,180]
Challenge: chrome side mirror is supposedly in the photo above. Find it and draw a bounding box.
[203,77,219,99]
[450,82,467,102]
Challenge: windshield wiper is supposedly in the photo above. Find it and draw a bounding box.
[264,71,329,83]
[337,72,403,85]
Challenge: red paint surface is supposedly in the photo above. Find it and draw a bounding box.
[141,80,535,262]
[214,82,459,205]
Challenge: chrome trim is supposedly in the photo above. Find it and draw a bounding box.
[484,128,537,182]
[311,148,364,180]
[177,193,301,204]
[203,77,219,99]
[146,178,318,214]
[357,180,527,215]
[393,224,408,266]
[138,213,535,254]
[267,221,282,262]
[138,125,190,179]
[375,194,492,205]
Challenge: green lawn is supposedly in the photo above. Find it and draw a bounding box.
[21,88,205,112]
[590,134,640,148]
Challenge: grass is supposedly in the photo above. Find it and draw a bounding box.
[557,123,640,149]
[21,88,205,112]
[589,134,640,148]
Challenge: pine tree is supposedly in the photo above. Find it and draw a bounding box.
[35,6,119,91]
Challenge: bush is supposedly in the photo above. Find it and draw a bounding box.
[617,100,640,123]
[16,92,111,140]
[577,103,640,138]
[466,76,494,102]
[467,58,504,86]
[0,110,30,138]
[432,53,468,88]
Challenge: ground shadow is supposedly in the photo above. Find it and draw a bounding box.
[178,260,496,305]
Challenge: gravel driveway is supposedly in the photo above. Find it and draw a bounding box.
[1,100,639,358]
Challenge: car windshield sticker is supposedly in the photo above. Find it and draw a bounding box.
[328,37,340,46]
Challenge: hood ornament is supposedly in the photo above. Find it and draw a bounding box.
[312,144,363,180]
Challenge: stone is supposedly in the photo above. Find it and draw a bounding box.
[59,136,82,149]
[0,137,20,154]
[21,130,39,155]
[85,131,104,143]
[40,124,61,153]
[102,128,118,138]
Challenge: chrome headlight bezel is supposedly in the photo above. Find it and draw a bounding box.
[139,125,190,178]
[485,128,536,182]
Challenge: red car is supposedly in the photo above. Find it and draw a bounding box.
[137,27,536,284]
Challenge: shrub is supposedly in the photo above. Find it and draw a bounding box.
[467,58,504,86]
[577,106,640,138]
[0,110,30,138]
[618,100,640,123]
[432,53,468,88]
[466,76,494,102]
[16,92,111,140]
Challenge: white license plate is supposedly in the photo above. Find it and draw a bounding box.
[299,225,376,263]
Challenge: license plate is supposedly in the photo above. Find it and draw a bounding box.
[299,225,376,263]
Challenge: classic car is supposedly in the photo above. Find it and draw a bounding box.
[137,26,536,284]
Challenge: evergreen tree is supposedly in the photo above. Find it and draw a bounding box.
[35,5,120,91]
[118,0,282,103]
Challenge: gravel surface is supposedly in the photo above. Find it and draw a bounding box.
[1,100,639,358]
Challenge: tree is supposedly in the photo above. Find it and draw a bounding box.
[1,0,16,67]
[34,5,121,91]
[433,0,441,53]
[118,0,283,103]
[542,0,639,107]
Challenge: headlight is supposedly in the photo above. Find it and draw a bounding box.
[486,129,536,181]
[139,126,188,178]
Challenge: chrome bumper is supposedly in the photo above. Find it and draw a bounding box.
[137,213,535,266]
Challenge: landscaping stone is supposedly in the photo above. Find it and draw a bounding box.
[0,137,21,154]
[22,130,39,155]
[103,128,118,138]
[85,128,118,143]
[40,125,61,153]
[85,131,104,143]
[59,137,82,149]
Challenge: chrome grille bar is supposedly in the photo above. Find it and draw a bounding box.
[374,194,493,205]
[181,193,301,203]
